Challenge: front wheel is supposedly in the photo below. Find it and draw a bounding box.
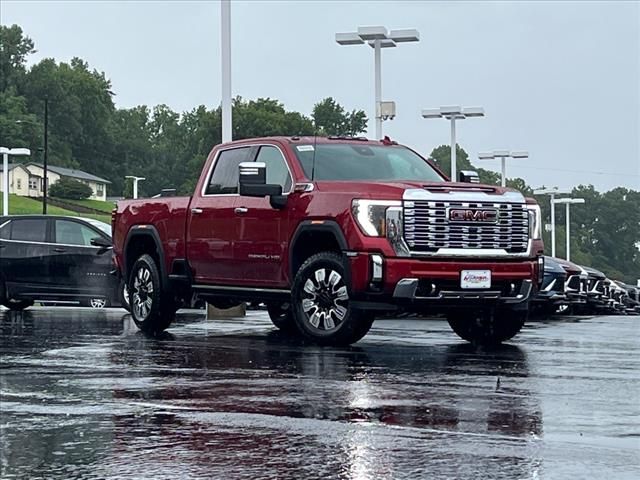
[447,308,527,345]
[291,252,374,345]
[128,254,175,333]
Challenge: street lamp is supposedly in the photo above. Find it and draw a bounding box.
[533,187,571,258]
[125,176,145,200]
[551,197,585,262]
[336,26,420,139]
[422,106,485,181]
[221,0,232,143]
[478,150,529,187]
[0,147,31,216]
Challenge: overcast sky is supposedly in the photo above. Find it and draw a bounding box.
[3,0,639,191]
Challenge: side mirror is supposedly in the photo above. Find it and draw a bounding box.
[458,170,480,183]
[90,236,112,249]
[239,162,283,197]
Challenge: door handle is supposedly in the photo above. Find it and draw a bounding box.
[191,208,203,214]
[54,247,66,253]
[234,207,248,214]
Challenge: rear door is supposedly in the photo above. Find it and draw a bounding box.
[51,218,113,298]
[187,146,253,284]
[0,217,52,296]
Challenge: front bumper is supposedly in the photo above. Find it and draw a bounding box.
[347,253,538,308]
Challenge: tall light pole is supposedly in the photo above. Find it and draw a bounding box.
[336,26,420,139]
[125,176,145,200]
[478,150,529,187]
[422,106,484,181]
[552,197,585,261]
[221,0,232,142]
[0,147,31,216]
[534,187,571,258]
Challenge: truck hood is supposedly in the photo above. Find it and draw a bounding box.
[313,180,526,202]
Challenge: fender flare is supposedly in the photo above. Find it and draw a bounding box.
[123,225,168,289]
[288,220,349,279]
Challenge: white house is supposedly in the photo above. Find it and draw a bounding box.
[0,162,111,201]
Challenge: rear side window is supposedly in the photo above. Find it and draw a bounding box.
[206,147,251,195]
[55,220,99,246]
[10,219,47,242]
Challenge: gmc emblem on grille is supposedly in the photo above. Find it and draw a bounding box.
[449,208,498,223]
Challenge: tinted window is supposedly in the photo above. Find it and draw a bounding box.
[206,147,251,194]
[0,219,9,240]
[10,219,47,242]
[55,220,99,246]
[255,146,292,192]
[291,144,445,182]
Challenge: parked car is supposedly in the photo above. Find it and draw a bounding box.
[0,215,126,310]
[112,136,544,345]
[553,258,588,312]
[531,256,567,314]
[582,266,609,313]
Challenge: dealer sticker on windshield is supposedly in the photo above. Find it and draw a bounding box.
[460,270,491,289]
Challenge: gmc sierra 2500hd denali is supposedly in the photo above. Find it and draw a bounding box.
[112,136,544,345]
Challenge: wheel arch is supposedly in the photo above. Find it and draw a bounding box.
[123,226,168,290]
[288,220,349,282]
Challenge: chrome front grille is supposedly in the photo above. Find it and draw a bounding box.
[404,201,530,253]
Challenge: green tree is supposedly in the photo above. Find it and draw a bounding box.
[0,24,35,92]
[311,97,367,136]
[49,177,93,200]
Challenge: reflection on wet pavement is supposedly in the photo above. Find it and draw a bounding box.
[1,308,638,479]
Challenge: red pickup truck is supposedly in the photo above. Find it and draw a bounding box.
[112,136,544,345]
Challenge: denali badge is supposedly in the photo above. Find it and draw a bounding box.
[449,208,498,223]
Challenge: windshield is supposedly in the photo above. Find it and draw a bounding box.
[291,143,445,182]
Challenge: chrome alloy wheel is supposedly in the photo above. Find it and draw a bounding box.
[302,268,349,331]
[132,266,154,320]
[89,298,107,309]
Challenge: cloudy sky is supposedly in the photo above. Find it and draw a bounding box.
[3,0,639,191]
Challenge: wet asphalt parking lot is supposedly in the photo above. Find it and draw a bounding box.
[0,307,639,479]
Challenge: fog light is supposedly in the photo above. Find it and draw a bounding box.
[371,254,383,282]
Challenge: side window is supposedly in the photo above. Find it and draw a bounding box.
[205,147,251,195]
[10,219,47,243]
[0,220,10,240]
[55,220,98,246]
[255,146,292,192]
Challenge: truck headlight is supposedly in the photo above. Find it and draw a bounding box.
[351,199,401,237]
[526,204,542,240]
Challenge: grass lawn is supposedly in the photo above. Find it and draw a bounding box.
[64,198,117,213]
[0,194,111,225]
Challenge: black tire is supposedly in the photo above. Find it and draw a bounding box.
[266,302,297,332]
[81,298,109,309]
[128,254,175,333]
[447,308,527,345]
[2,299,34,311]
[119,280,131,312]
[291,252,374,345]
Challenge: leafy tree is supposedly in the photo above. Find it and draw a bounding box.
[49,177,93,200]
[312,97,367,136]
[0,24,35,92]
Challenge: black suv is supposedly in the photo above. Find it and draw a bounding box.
[0,215,119,310]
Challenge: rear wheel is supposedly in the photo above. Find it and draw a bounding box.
[119,280,131,312]
[129,254,175,333]
[2,299,34,311]
[447,308,527,345]
[291,252,374,345]
[266,302,296,332]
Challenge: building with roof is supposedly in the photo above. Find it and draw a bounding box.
[0,163,111,201]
